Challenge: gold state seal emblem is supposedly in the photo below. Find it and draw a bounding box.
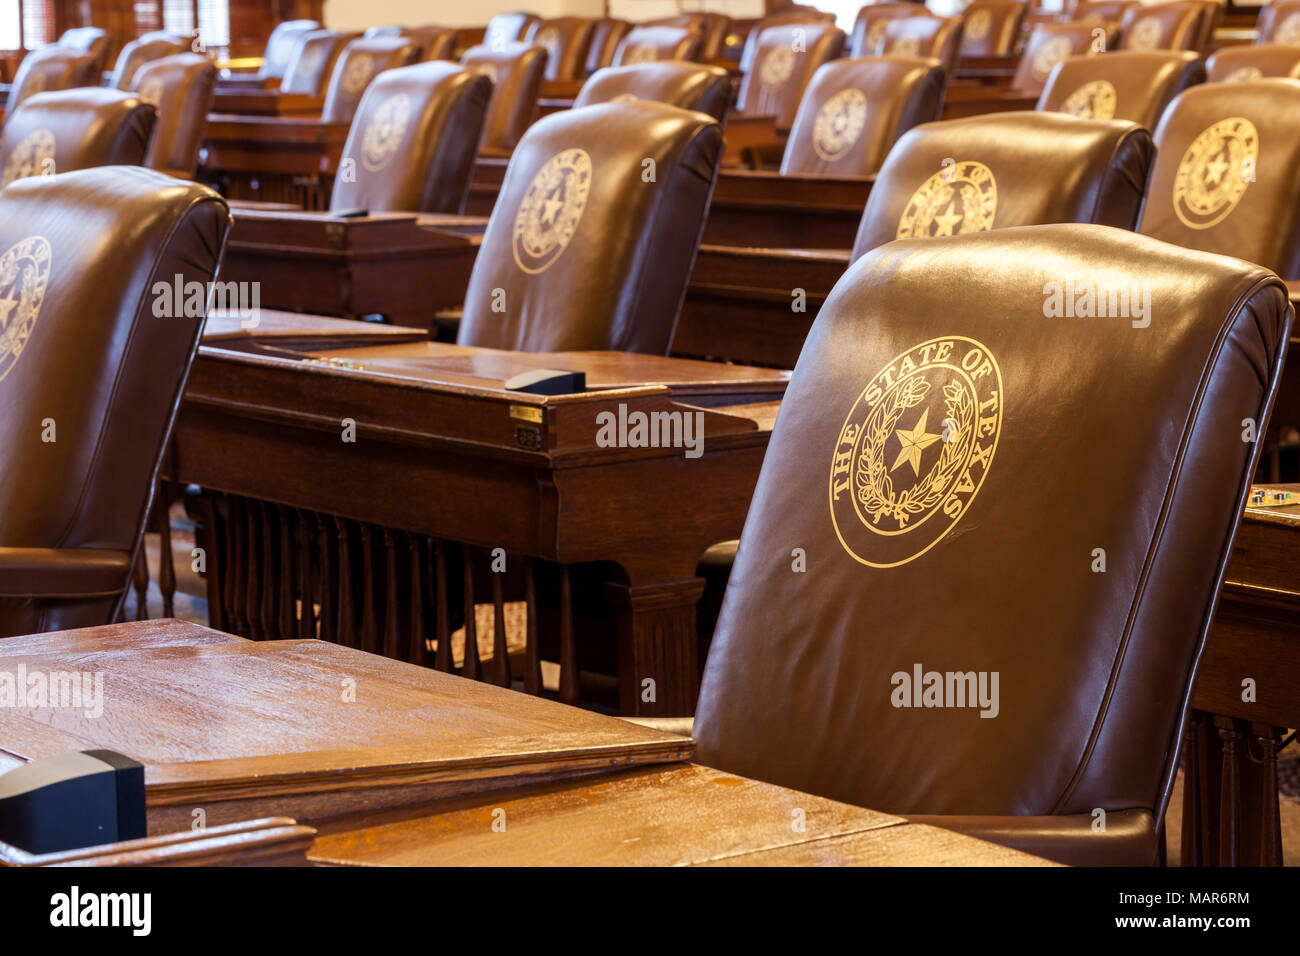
[896,160,997,239]
[512,148,592,274]
[2,128,56,186]
[813,88,869,162]
[1172,117,1258,230]
[623,43,659,65]
[1128,16,1163,50]
[759,46,796,88]
[966,9,992,42]
[1278,12,1300,44]
[830,337,1003,567]
[360,93,411,171]
[1060,80,1116,119]
[341,55,374,95]
[1032,36,1073,82]
[0,236,53,385]
[1224,66,1263,83]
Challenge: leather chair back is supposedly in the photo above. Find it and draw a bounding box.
[1205,43,1300,82]
[130,53,217,178]
[321,36,421,124]
[879,15,964,74]
[461,43,548,153]
[782,56,947,177]
[1256,1,1300,44]
[8,47,96,110]
[1139,79,1300,278]
[401,25,458,62]
[694,222,1290,866]
[486,11,540,49]
[259,19,320,79]
[1119,1,1205,51]
[960,1,1027,57]
[574,62,732,121]
[1012,22,1105,94]
[0,168,231,636]
[736,23,846,130]
[851,111,1154,261]
[1038,50,1204,128]
[526,17,597,81]
[331,62,490,214]
[458,101,722,354]
[280,29,356,97]
[648,13,730,59]
[614,26,702,66]
[0,89,155,187]
[109,34,187,89]
[1075,1,1139,30]
[849,3,931,57]
[586,18,632,73]
[57,27,110,75]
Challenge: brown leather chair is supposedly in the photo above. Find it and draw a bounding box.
[1139,79,1300,279]
[457,100,722,354]
[736,23,846,131]
[851,111,1154,261]
[258,20,320,80]
[574,62,732,121]
[613,26,702,66]
[1205,43,1300,82]
[1074,0,1139,30]
[461,43,548,154]
[781,56,947,177]
[960,1,1027,57]
[0,89,155,187]
[57,27,111,76]
[1012,22,1106,94]
[693,222,1290,866]
[849,3,932,58]
[878,15,964,74]
[1038,50,1204,128]
[330,62,490,214]
[586,18,632,74]
[7,47,97,110]
[526,17,597,82]
[485,11,540,49]
[129,53,217,179]
[109,33,188,89]
[321,36,421,125]
[648,13,730,60]
[1256,0,1300,44]
[0,167,232,639]
[1119,1,1205,51]
[279,29,357,97]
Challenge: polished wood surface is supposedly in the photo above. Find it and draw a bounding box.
[0,621,690,831]
[203,310,429,348]
[0,621,1050,867]
[219,210,480,325]
[168,340,787,715]
[1,818,315,867]
[200,115,349,208]
[703,170,873,249]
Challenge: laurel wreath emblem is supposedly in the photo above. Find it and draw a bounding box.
[854,376,974,528]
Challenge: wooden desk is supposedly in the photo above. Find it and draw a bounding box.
[210,89,323,116]
[1184,484,1300,866]
[679,245,850,366]
[199,115,349,209]
[218,209,483,326]
[940,86,1039,121]
[702,170,873,249]
[0,621,1051,867]
[202,309,430,349]
[167,340,788,716]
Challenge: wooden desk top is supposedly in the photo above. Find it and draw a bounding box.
[0,621,1051,866]
[203,310,429,348]
[0,621,689,827]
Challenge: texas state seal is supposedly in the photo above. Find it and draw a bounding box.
[830,336,1003,567]
[1172,117,1257,230]
[0,236,53,385]
[512,148,592,274]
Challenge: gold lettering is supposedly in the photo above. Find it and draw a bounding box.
[933,341,954,363]
[943,496,963,518]
[960,346,985,371]
[953,469,975,495]
[969,442,993,471]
